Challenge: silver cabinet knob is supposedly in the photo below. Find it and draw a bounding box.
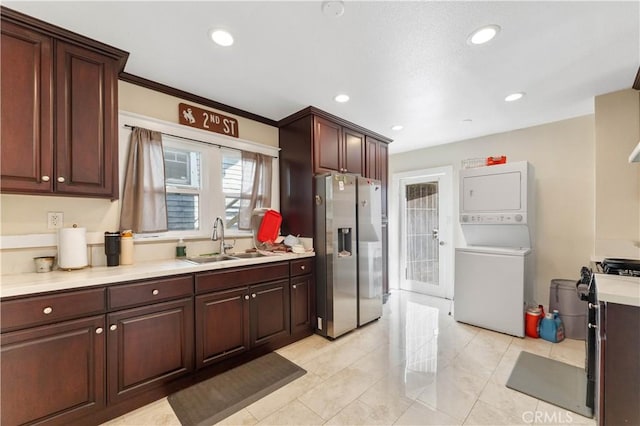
[152,289,159,296]
[43,306,53,315]
[293,285,297,289]
[110,324,117,331]
[57,177,65,183]
[96,327,103,334]
[41,176,50,182]
[301,265,306,270]
[252,293,256,298]
[244,295,249,300]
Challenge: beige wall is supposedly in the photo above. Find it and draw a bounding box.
[594,89,640,258]
[0,82,279,237]
[1,81,279,273]
[389,115,596,306]
[119,82,279,148]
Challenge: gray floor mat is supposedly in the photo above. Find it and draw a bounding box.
[506,351,593,418]
[168,352,306,426]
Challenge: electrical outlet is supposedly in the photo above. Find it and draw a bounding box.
[47,212,63,229]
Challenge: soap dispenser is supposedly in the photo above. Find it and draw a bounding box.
[176,238,187,258]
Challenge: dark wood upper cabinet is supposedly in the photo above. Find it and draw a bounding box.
[54,41,118,197]
[0,7,128,199]
[279,107,391,237]
[314,116,342,173]
[0,20,54,193]
[313,116,364,175]
[342,128,365,175]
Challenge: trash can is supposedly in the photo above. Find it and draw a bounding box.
[549,279,587,340]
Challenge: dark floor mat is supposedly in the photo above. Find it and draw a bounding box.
[168,352,306,426]
[506,351,593,418]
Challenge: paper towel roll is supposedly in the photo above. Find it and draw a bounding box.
[58,227,88,269]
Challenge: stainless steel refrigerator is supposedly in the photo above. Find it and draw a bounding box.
[315,173,382,339]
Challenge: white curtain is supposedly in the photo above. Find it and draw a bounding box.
[238,151,272,230]
[119,127,168,233]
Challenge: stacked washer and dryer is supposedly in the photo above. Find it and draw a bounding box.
[454,161,534,337]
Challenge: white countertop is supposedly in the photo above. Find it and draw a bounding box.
[595,273,640,307]
[0,252,315,299]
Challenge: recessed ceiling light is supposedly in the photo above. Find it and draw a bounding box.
[334,94,350,103]
[504,92,525,102]
[468,25,501,45]
[210,29,234,47]
[391,125,404,131]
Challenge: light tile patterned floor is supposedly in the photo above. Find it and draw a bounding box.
[102,290,595,426]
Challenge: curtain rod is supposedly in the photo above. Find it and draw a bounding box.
[123,124,278,158]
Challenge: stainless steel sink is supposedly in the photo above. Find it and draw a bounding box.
[183,255,236,264]
[230,252,267,259]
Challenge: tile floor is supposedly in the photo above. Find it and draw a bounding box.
[102,290,595,426]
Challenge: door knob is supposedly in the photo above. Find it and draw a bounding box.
[57,177,65,183]
[41,176,50,182]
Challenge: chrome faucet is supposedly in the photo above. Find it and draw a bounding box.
[212,217,233,254]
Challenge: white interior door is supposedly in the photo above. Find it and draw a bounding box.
[398,168,453,298]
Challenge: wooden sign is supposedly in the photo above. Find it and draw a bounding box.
[178,103,239,138]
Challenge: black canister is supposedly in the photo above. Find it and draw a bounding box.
[104,232,121,266]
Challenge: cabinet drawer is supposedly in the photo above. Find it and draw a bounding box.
[1,288,105,332]
[196,262,289,294]
[109,275,193,310]
[290,258,314,277]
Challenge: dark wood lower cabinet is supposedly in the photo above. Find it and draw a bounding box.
[291,275,312,334]
[1,259,315,425]
[0,315,105,426]
[599,302,640,426]
[107,298,194,404]
[196,279,292,368]
[251,279,290,346]
[196,287,250,368]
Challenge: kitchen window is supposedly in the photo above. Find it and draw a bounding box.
[120,111,279,240]
[161,135,276,238]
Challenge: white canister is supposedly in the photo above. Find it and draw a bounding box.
[120,236,134,265]
[57,226,88,270]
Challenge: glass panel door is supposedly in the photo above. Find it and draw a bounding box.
[400,175,448,297]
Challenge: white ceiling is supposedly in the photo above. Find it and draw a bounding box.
[5,1,639,154]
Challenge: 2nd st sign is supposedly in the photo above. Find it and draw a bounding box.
[179,103,239,138]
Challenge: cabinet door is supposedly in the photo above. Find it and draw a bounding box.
[0,21,54,193]
[602,303,640,426]
[377,142,389,219]
[342,128,364,175]
[250,279,290,346]
[365,136,378,179]
[107,298,194,403]
[291,275,312,335]
[55,40,117,198]
[195,287,250,368]
[314,116,342,173]
[1,315,105,426]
